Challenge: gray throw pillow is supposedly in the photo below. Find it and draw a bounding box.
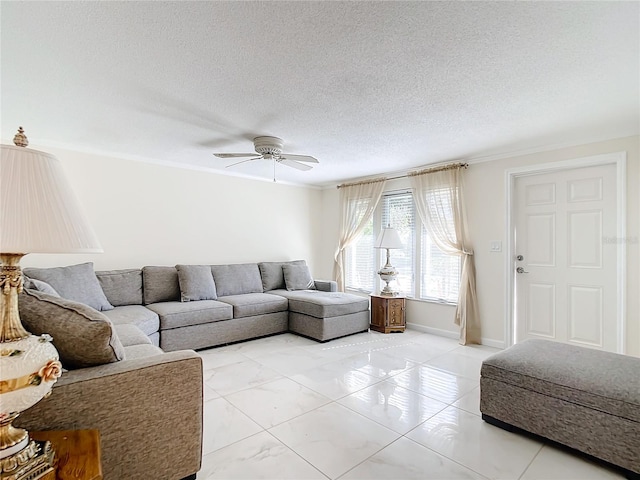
[142,266,180,305]
[24,262,114,311]
[258,260,306,291]
[23,276,61,297]
[18,289,125,369]
[96,269,143,306]
[282,264,315,291]
[210,264,263,297]
[176,265,217,302]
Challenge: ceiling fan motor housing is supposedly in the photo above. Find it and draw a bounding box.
[254,136,283,156]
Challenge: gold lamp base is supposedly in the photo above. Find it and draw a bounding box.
[0,415,28,453]
[0,253,61,480]
[0,439,54,480]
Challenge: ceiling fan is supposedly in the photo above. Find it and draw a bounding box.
[213,136,319,177]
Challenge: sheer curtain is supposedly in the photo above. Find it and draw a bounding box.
[333,178,387,291]
[409,167,480,345]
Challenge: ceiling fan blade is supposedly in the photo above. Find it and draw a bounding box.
[279,154,319,163]
[225,157,262,168]
[279,159,313,171]
[214,153,259,158]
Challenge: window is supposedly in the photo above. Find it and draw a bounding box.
[380,192,415,297]
[344,189,460,304]
[344,215,374,292]
[420,186,460,303]
[421,226,460,303]
[344,198,375,292]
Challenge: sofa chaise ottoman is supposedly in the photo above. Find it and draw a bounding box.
[268,289,370,341]
[480,339,640,478]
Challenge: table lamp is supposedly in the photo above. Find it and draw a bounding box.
[374,226,403,296]
[0,127,102,479]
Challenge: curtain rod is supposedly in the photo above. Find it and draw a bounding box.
[337,162,468,189]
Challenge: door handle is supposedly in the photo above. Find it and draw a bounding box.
[516,267,529,274]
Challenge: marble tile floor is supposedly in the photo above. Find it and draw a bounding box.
[196,330,624,480]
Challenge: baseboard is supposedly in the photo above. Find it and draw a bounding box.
[478,338,506,349]
[406,322,505,349]
[406,323,457,338]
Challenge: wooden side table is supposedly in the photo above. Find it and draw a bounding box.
[30,430,103,480]
[370,294,406,333]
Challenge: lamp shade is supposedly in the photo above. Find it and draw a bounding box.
[374,226,403,250]
[0,145,102,253]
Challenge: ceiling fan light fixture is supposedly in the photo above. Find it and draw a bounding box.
[253,136,284,156]
[213,135,318,179]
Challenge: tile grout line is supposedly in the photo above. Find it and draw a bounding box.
[516,442,546,480]
[200,331,592,479]
[262,429,331,480]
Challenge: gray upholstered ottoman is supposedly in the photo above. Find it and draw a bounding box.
[480,339,640,478]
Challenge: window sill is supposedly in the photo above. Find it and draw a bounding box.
[409,297,457,307]
[345,289,457,307]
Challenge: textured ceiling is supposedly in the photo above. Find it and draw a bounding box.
[1,1,638,186]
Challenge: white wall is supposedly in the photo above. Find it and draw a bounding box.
[16,136,640,354]
[466,135,639,355]
[21,147,324,274]
[320,135,640,355]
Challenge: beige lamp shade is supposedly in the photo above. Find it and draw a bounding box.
[0,145,102,254]
[374,226,403,250]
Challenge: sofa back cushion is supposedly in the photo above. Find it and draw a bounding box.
[211,263,263,297]
[142,266,181,305]
[96,269,143,306]
[18,289,125,369]
[24,262,114,311]
[258,260,306,291]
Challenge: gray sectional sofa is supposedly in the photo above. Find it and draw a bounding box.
[100,260,369,350]
[17,260,369,480]
[25,260,370,351]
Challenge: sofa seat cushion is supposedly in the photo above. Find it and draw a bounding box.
[217,293,288,319]
[123,344,165,360]
[102,305,160,337]
[268,290,369,318]
[146,300,233,330]
[481,339,640,423]
[114,324,152,347]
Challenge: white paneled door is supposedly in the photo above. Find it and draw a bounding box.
[514,164,619,352]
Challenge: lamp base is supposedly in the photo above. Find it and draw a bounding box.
[377,258,399,297]
[0,415,28,455]
[0,439,54,480]
[379,286,400,297]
